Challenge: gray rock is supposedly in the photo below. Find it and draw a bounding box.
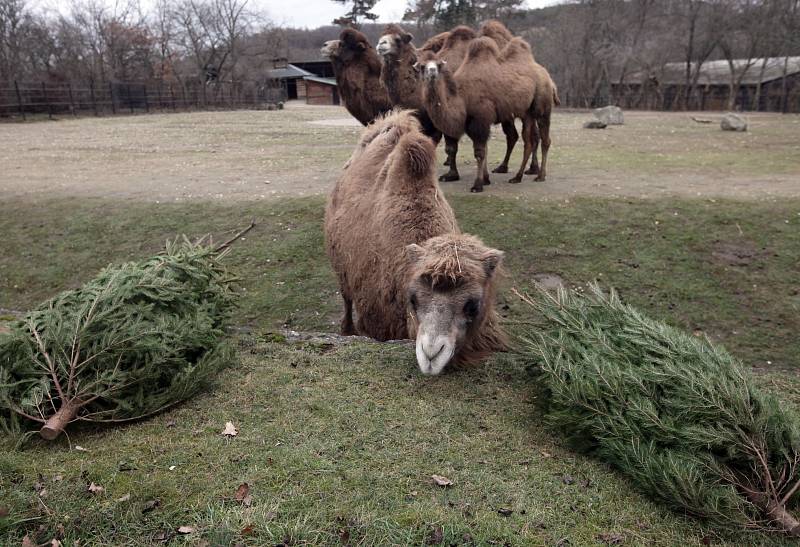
[583,120,608,129]
[721,113,747,132]
[593,105,624,125]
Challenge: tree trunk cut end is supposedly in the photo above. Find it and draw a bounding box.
[39,399,82,440]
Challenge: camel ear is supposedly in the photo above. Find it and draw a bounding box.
[406,244,426,264]
[481,249,504,277]
[357,41,367,51]
[401,32,413,44]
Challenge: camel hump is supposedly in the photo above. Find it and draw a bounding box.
[500,37,532,62]
[340,28,368,48]
[479,19,513,47]
[447,26,476,44]
[421,31,449,53]
[466,37,501,62]
[388,132,436,180]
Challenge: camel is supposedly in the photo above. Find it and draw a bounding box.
[477,20,561,181]
[377,24,521,185]
[324,109,507,375]
[320,28,392,126]
[421,36,540,192]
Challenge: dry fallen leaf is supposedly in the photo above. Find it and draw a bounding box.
[222,421,238,437]
[177,525,195,534]
[88,482,105,495]
[75,445,88,452]
[52,474,63,482]
[431,474,453,487]
[241,524,256,536]
[426,525,444,545]
[142,499,161,513]
[116,493,131,502]
[22,535,35,547]
[50,540,62,547]
[540,451,553,458]
[234,483,252,506]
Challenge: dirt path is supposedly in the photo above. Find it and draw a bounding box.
[1,102,798,202]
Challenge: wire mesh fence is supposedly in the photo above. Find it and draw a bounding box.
[0,79,289,120]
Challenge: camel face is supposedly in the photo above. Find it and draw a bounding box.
[408,279,485,375]
[406,236,504,375]
[422,61,441,81]
[320,40,340,59]
[376,31,411,58]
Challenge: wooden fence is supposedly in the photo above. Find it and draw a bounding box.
[0,79,289,120]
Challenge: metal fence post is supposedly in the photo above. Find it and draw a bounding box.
[41,81,53,119]
[14,80,26,121]
[127,84,134,114]
[90,80,98,116]
[143,84,150,113]
[109,82,116,114]
[67,82,76,117]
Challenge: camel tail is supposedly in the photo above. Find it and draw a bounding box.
[553,87,561,107]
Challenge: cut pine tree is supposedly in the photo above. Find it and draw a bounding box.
[0,238,238,441]
[515,284,800,536]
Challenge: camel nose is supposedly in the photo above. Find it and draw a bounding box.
[422,339,445,360]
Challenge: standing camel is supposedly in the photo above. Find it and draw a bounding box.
[421,37,540,192]
[325,110,507,374]
[377,24,522,185]
[477,20,560,181]
[320,28,392,126]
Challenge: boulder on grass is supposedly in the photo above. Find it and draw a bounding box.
[583,120,608,129]
[593,105,624,125]
[721,113,747,132]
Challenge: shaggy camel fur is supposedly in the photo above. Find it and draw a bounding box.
[320,28,392,126]
[478,20,561,181]
[422,36,539,192]
[324,109,507,374]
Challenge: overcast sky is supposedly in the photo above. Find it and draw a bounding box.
[251,0,559,29]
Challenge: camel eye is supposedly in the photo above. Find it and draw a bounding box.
[464,299,479,318]
[409,292,418,310]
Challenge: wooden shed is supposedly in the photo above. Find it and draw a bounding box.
[304,76,339,106]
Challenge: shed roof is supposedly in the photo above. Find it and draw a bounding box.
[303,76,337,86]
[266,63,314,80]
[622,56,800,86]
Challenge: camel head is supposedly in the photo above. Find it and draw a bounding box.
[405,234,504,375]
[322,29,370,62]
[421,59,446,81]
[376,24,413,58]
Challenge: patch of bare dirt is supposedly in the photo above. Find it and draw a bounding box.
[711,241,771,267]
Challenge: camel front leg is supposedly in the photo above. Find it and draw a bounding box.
[340,294,355,336]
[509,116,534,184]
[439,136,460,182]
[492,120,518,173]
[525,121,541,175]
[471,140,489,193]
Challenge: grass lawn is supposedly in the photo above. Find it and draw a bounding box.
[1,194,799,545]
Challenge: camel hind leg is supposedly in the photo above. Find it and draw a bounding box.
[439,136,460,182]
[535,113,551,182]
[492,120,518,174]
[509,116,534,184]
[525,121,541,175]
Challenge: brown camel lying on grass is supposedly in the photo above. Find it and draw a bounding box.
[320,28,392,126]
[324,109,507,374]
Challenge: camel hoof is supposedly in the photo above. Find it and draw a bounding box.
[483,177,491,186]
[534,175,546,182]
[508,176,522,184]
[439,173,460,182]
[525,167,539,175]
[470,185,484,193]
[492,165,509,174]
